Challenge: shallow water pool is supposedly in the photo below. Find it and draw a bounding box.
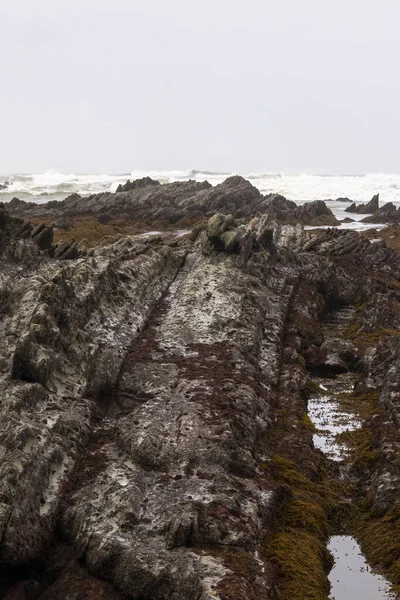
[328,536,396,599]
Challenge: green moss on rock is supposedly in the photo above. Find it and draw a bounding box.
[266,529,333,600]
[264,455,341,600]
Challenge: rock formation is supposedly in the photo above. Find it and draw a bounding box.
[345,194,379,214]
[0,193,399,599]
[115,177,161,193]
[361,200,400,223]
[5,176,339,230]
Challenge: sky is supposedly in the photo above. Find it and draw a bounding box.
[1,0,400,174]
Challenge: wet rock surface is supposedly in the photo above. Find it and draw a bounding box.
[0,201,399,599]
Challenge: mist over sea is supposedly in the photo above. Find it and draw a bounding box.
[1,170,398,230]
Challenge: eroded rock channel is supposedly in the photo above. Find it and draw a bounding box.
[0,186,399,599]
[306,308,397,599]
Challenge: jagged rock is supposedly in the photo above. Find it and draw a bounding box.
[4,176,337,228]
[116,177,161,193]
[345,194,379,214]
[359,193,380,214]
[345,202,357,213]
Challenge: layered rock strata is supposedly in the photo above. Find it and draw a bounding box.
[0,207,399,599]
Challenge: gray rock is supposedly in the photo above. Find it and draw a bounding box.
[0,200,399,597]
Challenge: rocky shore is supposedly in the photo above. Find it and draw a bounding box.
[5,176,341,249]
[0,179,399,599]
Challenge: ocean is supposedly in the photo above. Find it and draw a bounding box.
[1,170,398,230]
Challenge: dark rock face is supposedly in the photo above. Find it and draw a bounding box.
[5,176,338,227]
[345,194,379,214]
[345,202,357,213]
[362,200,400,223]
[360,193,380,213]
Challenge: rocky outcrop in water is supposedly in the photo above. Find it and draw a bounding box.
[345,194,379,214]
[0,202,399,599]
[361,200,400,223]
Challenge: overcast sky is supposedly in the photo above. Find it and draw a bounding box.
[1,0,399,174]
